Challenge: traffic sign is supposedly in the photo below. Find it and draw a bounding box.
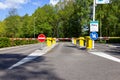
[37,34,46,42]
[90,21,99,32]
[90,32,98,40]
[96,0,110,4]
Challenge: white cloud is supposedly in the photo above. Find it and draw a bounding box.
[0,0,30,9]
[49,0,59,6]
[0,2,8,9]
[32,2,40,6]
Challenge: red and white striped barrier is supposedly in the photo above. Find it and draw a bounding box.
[10,38,37,40]
[57,38,71,41]
[99,37,120,40]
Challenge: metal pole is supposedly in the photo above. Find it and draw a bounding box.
[40,43,42,50]
[100,18,102,39]
[100,7,102,41]
[92,0,96,49]
[93,0,96,21]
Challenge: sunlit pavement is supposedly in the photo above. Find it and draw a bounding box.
[0,42,120,80]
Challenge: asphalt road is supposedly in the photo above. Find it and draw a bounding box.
[0,42,120,80]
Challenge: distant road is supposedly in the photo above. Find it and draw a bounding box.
[0,42,120,80]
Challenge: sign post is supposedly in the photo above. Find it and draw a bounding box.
[37,34,46,49]
[91,0,110,49]
[91,0,96,49]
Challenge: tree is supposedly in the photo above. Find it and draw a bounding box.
[0,21,6,37]
[20,14,33,38]
[96,0,120,37]
[1,0,120,38]
[32,5,54,37]
[4,9,22,37]
[68,0,92,37]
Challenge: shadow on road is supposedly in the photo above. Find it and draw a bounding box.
[0,53,64,80]
[65,45,76,48]
[105,48,120,55]
[65,45,86,51]
[0,53,27,69]
[1,69,64,80]
[104,44,120,55]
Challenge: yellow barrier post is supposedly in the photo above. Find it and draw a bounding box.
[47,37,52,47]
[73,38,77,45]
[78,37,85,47]
[86,36,92,49]
[52,38,56,44]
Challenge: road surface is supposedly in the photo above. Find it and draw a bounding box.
[0,42,120,80]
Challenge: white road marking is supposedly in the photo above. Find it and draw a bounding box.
[108,44,120,48]
[90,52,120,63]
[8,43,58,69]
[8,50,45,69]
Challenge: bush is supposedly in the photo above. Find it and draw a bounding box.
[28,40,39,44]
[12,39,39,46]
[0,38,39,48]
[106,38,120,43]
[0,37,11,48]
[96,40,106,43]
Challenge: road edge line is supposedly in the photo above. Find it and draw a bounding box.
[89,52,120,63]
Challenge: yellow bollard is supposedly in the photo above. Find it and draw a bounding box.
[73,38,77,45]
[47,37,52,47]
[78,37,85,47]
[52,38,56,44]
[85,36,92,49]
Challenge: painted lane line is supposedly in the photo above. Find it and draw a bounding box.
[108,45,120,48]
[90,52,120,63]
[8,50,44,69]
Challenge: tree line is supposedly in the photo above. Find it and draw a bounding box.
[0,0,120,38]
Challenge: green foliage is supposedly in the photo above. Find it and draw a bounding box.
[32,5,54,37]
[0,0,120,38]
[28,40,39,44]
[96,40,106,43]
[4,15,22,37]
[20,14,33,38]
[0,21,6,37]
[107,38,120,43]
[12,40,38,46]
[0,37,38,48]
[96,0,120,37]
[0,37,11,48]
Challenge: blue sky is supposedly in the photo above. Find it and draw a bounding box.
[0,0,59,21]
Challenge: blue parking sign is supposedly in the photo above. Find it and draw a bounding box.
[90,32,98,40]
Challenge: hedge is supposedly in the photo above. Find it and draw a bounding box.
[0,37,11,48]
[0,38,39,48]
[106,38,120,43]
[11,40,39,46]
